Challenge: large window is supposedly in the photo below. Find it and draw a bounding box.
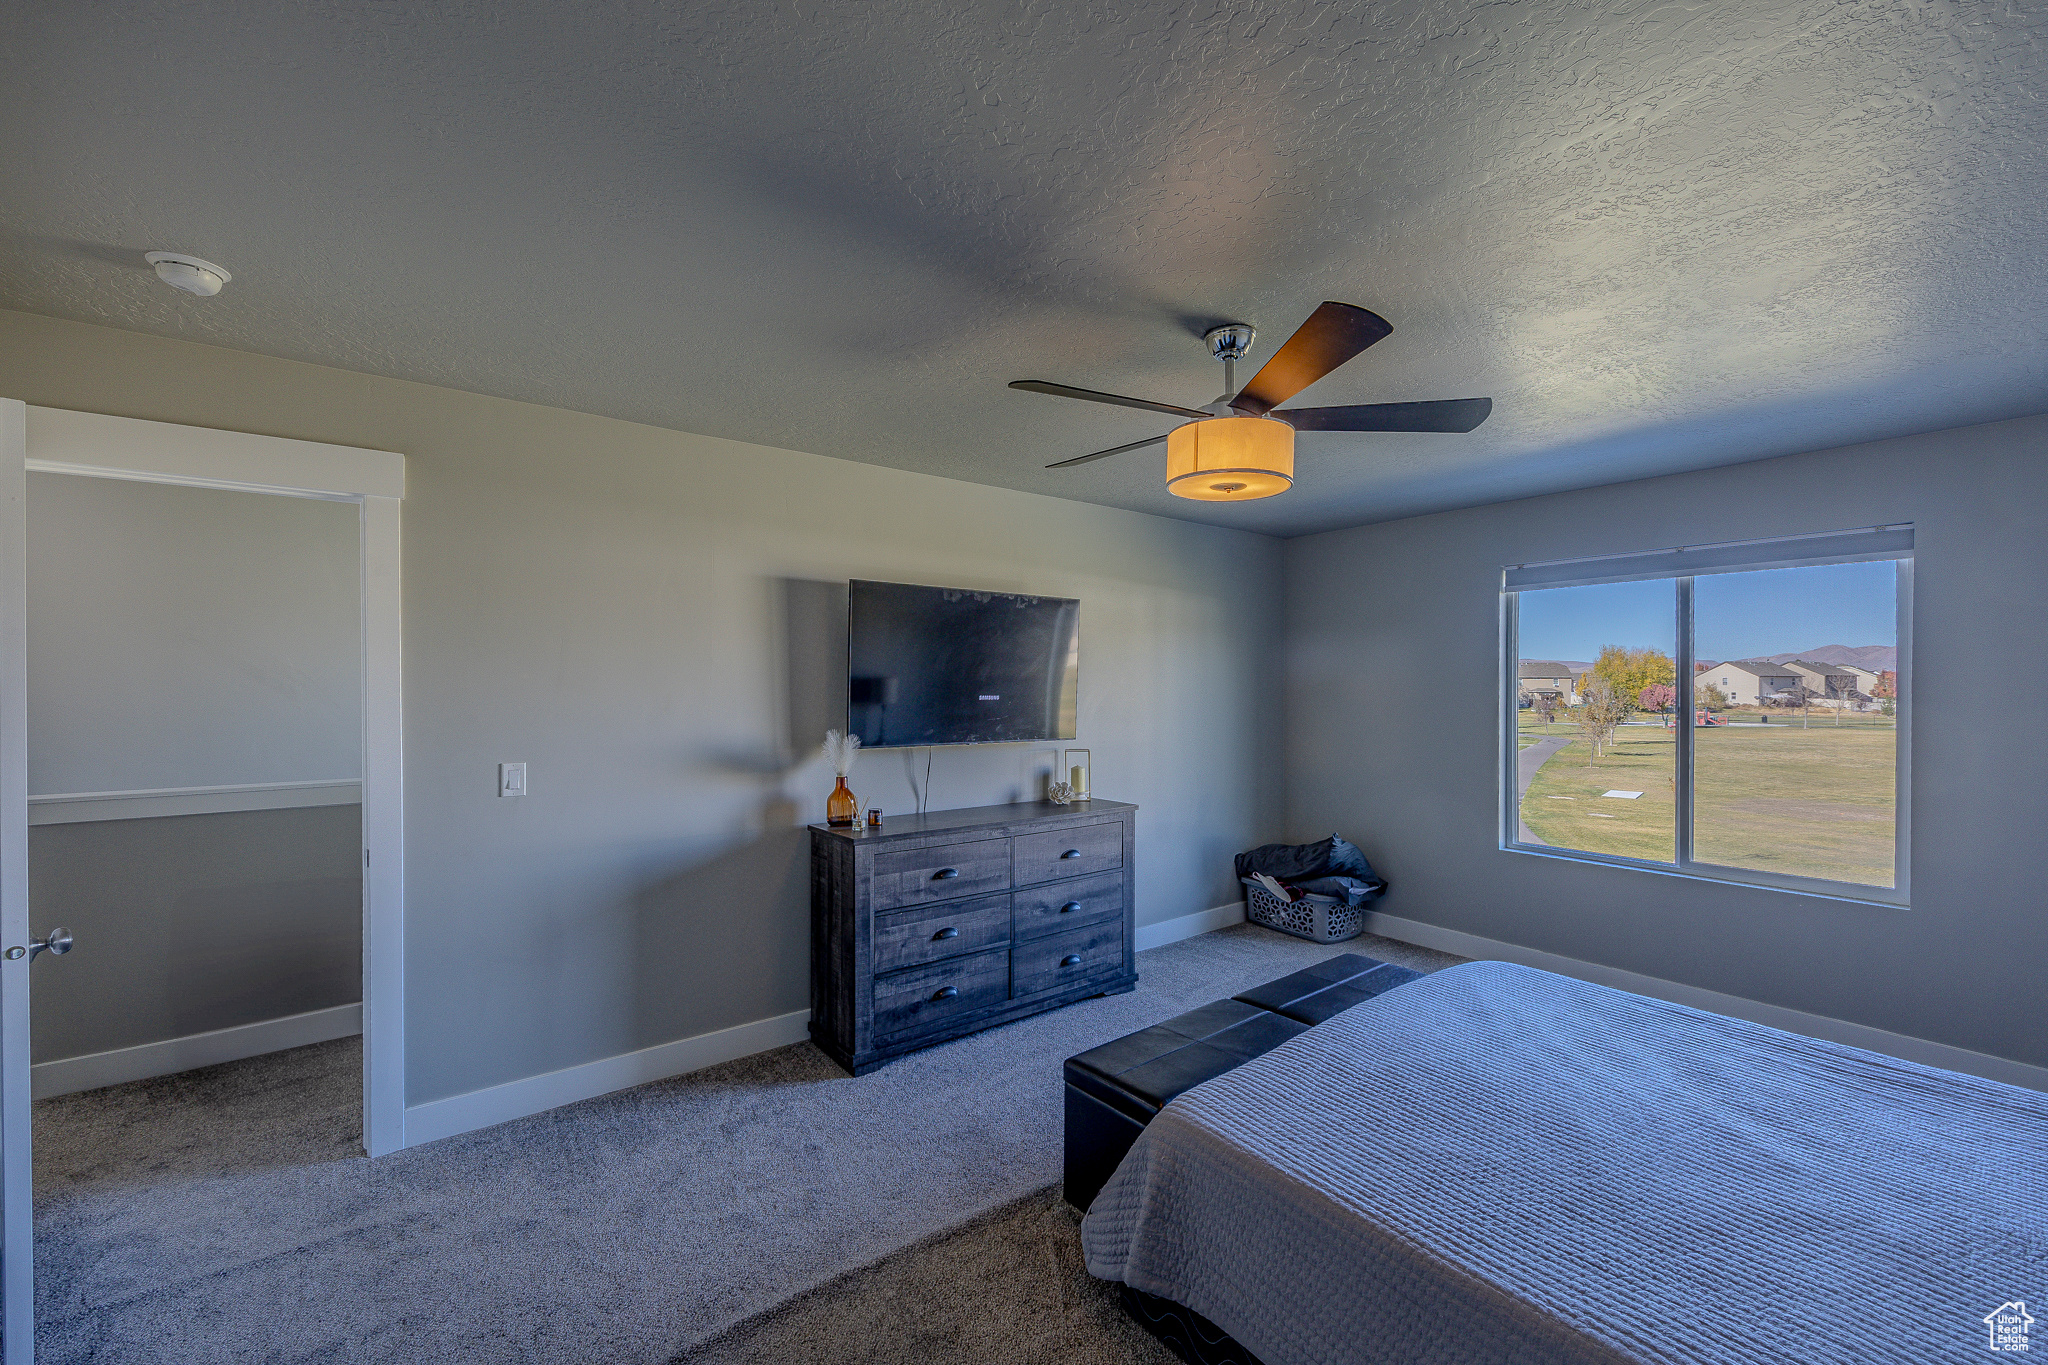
[1503,527,1910,902]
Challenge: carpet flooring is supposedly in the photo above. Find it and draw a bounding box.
[34,925,1462,1363]
[675,1190,1177,1365]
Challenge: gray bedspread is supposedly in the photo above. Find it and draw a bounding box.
[1082,961,2048,1364]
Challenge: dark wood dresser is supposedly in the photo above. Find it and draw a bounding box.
[810,800,1137,1075]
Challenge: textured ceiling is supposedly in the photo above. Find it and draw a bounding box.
[3,1,2045,536]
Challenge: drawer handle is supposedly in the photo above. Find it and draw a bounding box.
[1060,849,1082,860]
[1059,901,1082,914]
[1059,954,1083,967]
[931,985,959,1001]
[932,926,959,941]
[933,867,960,880]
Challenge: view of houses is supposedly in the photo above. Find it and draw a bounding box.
[1519,647,1897,713]
[1515,642,1900,887]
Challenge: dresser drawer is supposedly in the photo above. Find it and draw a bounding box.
[1012,869,1122,940]
[874,893,1012,974]
[872,837,1011,910]
[1012,919,1123,998]
[875,949,1010,1042]
[1013,821,1121,886]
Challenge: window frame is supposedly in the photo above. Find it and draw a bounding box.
[1499,529,1912,908]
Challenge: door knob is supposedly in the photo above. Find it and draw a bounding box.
[6,928,73,962]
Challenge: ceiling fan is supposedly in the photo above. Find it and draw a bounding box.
[1009,302,1492,502]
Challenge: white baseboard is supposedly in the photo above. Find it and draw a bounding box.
[1135,901,1245,952]
[34,1002,362,1099]
[1362,911,2048,1094]
[407,909,1250,1148]
[403,1007,815,1148]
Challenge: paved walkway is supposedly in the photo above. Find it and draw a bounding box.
[1514,735,1572,845]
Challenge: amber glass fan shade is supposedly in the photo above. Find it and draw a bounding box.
[1164,417,1294,501]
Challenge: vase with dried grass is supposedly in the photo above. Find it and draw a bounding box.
[823,729,862,827]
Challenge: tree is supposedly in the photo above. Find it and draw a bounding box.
[1576,675,1629,764]
[1639,683,1676,713]
[1585,645,1676,717]
[1532,692,1560,727]
[1699,681,1731,711]
[1777,682,1816,728]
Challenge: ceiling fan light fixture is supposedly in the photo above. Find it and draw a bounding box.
[1165,415,1294,501]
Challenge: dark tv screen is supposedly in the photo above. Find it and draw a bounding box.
[847,581,1079,747]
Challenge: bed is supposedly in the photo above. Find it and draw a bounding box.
[1082,960,2048,1364]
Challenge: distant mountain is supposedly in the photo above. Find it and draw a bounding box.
[1763,645,1897,671]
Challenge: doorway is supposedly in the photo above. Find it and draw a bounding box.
[0,401,405,1363]
[27,469,365,1114]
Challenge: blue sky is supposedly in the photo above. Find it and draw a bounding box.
[1518,560,1897,662]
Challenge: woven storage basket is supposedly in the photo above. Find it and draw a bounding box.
[1241,877,1366,944]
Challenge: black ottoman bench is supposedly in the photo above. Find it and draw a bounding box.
[1062,951,1421,1211]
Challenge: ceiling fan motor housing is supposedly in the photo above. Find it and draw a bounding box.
[1204,324,1256,364]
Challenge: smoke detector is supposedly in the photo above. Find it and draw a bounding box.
[144,252,231,297]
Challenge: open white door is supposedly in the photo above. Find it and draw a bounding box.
[0,399,32,1363]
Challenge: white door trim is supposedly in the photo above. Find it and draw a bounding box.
[1,401,33,1364]
[24,407,402,500]
[21,405,407,1157]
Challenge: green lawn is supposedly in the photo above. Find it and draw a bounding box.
[1519,719,1896,886]
[1521,724,1675,862]
[1693,725,1896,886]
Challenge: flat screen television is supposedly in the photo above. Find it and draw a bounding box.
[847,580,1079,747]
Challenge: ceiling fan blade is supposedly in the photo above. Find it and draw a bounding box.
[1009,380,1209,421]
[1045,434,1168,469]
[1278,398,1493,434]
[1231,302,1393,415]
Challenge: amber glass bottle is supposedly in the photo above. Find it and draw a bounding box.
[827,775,859,827]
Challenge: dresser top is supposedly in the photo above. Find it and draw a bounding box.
[810,798,1135,844]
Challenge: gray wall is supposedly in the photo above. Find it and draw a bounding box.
[28,805,362,1063]
[0,309,1287,1107]
[28,471,360,794]
[1283,412,2048,1069]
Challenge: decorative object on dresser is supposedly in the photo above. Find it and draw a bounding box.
[810,800,1137,1075]
[822,729,861,827]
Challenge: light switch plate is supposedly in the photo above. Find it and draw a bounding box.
[499,762,527,798]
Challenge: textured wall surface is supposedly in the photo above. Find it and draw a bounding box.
[1,310,1285,1105]
[29,805,363,1063]
[28,471,360,795]
[1283,412,2048,1068]
[3,2,2045,535]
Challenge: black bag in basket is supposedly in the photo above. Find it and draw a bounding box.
[1234,834,1386,905]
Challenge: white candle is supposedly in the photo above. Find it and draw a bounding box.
[1071,764,1086,792]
